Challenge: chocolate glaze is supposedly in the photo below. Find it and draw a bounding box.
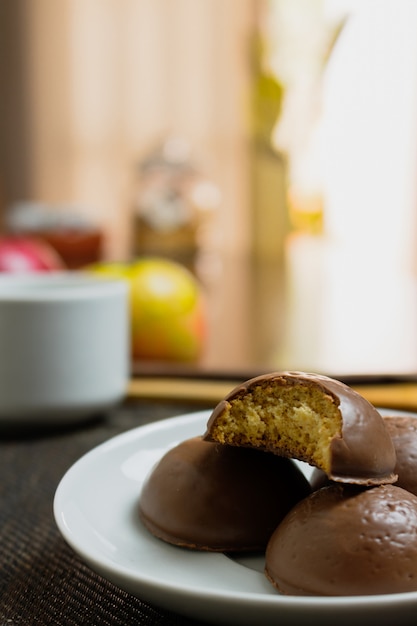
[311,414,417,494]
[265,483,417,596]
[139,436,311,552]
[204,371,397,485]
[382,415,417,495]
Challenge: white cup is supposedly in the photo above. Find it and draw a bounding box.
[0,272,129,424]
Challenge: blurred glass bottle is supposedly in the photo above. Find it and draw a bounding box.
[131,136,220,272]
[249,21,289,262]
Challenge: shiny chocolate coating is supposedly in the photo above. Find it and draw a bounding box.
[383,415,417,495]
[311,414,417,494]
[204,371,397,485]
[139,436,311,552]
[265,483,417,596]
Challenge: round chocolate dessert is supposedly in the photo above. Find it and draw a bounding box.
[204,371,397,485]
[382,415,417,495]
[310,414,417,494]
[139,436,311,552]
[265,483,417,596]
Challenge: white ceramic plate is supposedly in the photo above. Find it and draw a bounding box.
[54,409,417,626]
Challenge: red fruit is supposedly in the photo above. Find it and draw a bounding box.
[0,237,65,272]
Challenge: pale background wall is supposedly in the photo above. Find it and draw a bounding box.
[1,0,417,374]
[0,0,255,260]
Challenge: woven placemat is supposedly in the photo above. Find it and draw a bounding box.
[0,400,211,626]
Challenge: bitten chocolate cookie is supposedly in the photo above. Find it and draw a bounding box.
[139,436,311,552]
[204,371,397,485]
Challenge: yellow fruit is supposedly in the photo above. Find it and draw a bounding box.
[87,257,206,362]
[85,262,129,281]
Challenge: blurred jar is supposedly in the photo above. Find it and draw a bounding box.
[131,136,220,271]
[6,202,103,269]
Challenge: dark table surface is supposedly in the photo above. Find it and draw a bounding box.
[0,397,213,626]
[4,374,417,626]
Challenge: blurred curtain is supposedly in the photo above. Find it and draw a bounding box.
[0,0,255,259]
